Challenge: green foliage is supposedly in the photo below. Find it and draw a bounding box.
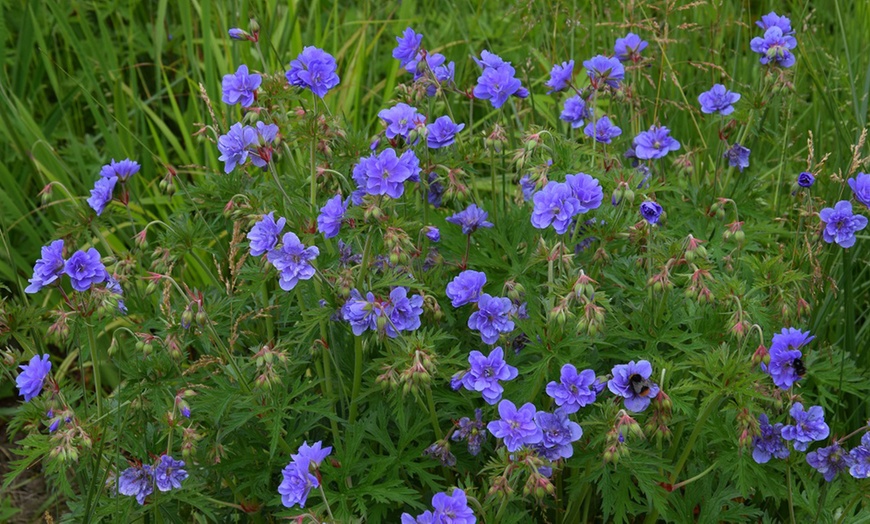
[2,0,870,522]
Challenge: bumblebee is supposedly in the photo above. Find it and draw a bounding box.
[629,373,653,397]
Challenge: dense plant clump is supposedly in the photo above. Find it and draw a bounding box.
[3,2,870,522]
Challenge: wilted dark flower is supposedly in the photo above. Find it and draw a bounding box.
[446,204,493,235]
[724,144,751,172]
[807,443,852,481]
[452,409,487,456]
[423,440,457,467]
[752,413,790,463]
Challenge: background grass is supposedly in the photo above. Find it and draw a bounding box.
[1,0,869,520]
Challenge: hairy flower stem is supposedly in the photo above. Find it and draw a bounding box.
[489,147,498,228]
[348,336,364,424]
[786,456,797,524]
[547,256,555,311]
[261,281,274,342]
[310,103,319,211]
[318,484,335,522]
[86,323,103,418]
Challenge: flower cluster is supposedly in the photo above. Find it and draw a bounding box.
[456,346,518,404]
[750,12,797,68]
[341,287,423,338]
[278,441,332,508]
[217,122,279,173]
[16,354,51,402]
[545,364,599,413]
[607,360,660,412]
[467,293,515,344]
[393,27,456,94]
[401,488,475,524]
[118,455,188,505]
[221,64,261,107]
[762,327,812,389]
[781,403,830,452]
[530,173,603,234]
[819,200,868,248]
[352,148,421,200]
[487,400,582,459]
[286,46,340,97]
[752,413,790,463]
[246,215,319,291]
[446,204,494,235]
[88,158,140,215]
[25,240,108,294]
[473,50,529,109]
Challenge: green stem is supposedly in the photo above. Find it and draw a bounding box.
[786,456,797,524]
[547,256,555,311]
[262,281,274,342]
[86,323,103,418]
[348,336,364,424]
[489,147,498,228]
[669,393,722,484]
[424,387,442,440]
[356,228,374,288]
